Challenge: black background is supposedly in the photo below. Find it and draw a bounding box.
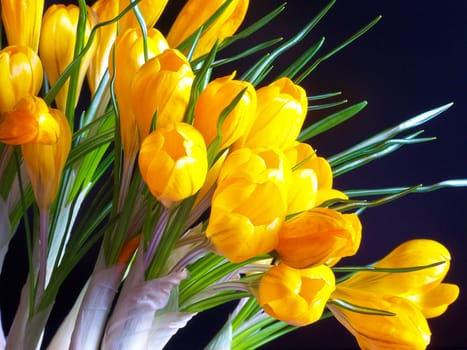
[1,1,466,349]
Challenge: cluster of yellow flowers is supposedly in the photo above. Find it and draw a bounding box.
[0,0,460,349]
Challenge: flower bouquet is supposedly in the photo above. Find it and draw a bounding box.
[0,0,465,349]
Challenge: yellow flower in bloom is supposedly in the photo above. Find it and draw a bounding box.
[194,72,257,150]
[1,0,44,51]
[118,0,168,32]
[284,142,347,214]
[111,28,169,157]
[0,45,43,113]
[87,0,119,95]
[39,4,97,110]
[276,208,361,269]
[206,147,289,262]
[138,122,208,208]
[0,96,59,145]
[217,147,291,189]
[21,106,71,210]
[131,49,194,140]
[235,77,308,150]
[329,287,431,350]
[256,263,335,326]
[338,239,459,319]
[167,0,249,60]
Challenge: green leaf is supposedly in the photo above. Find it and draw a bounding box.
[329,103,453,166]
[345,179,467,197]
[299,101,367,140]
[241,0,336,85]
[328,299,395,316]
[333,260,445,273]
[295,15,382,83]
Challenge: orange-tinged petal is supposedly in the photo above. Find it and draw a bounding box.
[257,264,335,326]
[0,96,59,145]
[277,208,362,268]
[167,0,249,60]
[0,45,43,113]
[21,107,71,209]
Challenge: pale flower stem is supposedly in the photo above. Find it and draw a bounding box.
[0,145,12,178]
[170,244,210,273]
[144,209,169,269]
[118,153,136,212]
[187,185,215,228]
[37,207,49,306]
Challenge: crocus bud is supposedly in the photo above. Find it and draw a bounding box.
[0,45,43,113]
[111,28,169,157]
[1,0,44,51]
[339,239,459,319]
[21,106,71,210]
[194,72,257,150]
[167,0,249,60]
[329,287,431,350]
[256,263,335,326]
[206,147,289,262]
[39,4,97,110]
[138,122,208,207]
[87,0,119,94]
[276,208,362,269]
[236,77,307,150]
[0,96,59,145]
[131,49,194,140]
[118,0,168,32]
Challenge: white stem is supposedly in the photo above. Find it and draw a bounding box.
[69,256,125,350]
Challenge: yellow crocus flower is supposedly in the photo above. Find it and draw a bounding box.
[167,0,249,60]
[0,45,43,113]
[235,77,308,150]
[329,287,431,350]
[118,0,168,32]
[39,4,97,111]
[276,208,361,269]
[206,147,289,262]
[194,72,257,150]
[1,0,44,51]
[0,96,59,145]
[338,239,459,318]
[21,104,71,210]
[138,122,208,208]
[256,263,335,326]
[284,142,347,212]
[131,49,194,140]
[110,27,169,158]
[87,0,119,95]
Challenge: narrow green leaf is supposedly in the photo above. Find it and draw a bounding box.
[329,299,395,316]
[241,0,336,84]
[295,16,382,83]
[277,37,325,79]
[345,179,467,197]
[329,103,453,165]
[333,261,445,273]
[299,101,367,140]
[308,99,348,111]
